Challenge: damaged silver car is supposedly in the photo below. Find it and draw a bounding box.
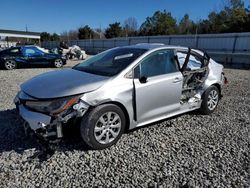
[14,44,227,149]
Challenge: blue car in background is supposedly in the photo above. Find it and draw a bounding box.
[0,46,67,70]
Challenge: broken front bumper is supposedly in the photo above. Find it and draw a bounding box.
[19,105,51,130]
[15,99,89,139]
[17,104,64,139]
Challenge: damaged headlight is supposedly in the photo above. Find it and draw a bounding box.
[25,95,81,115]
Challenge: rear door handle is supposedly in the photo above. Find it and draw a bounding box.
[173,77,182,83]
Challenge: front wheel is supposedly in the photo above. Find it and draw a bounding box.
[80,104,126,150]
[4,60,17,70]
[54,59,63,68]
[199,85,220,115]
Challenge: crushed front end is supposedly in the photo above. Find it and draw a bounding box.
[14,91,89,140]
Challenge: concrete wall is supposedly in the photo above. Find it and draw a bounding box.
[42,32,250,68]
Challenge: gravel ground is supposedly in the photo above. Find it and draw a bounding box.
[0,61,249,188]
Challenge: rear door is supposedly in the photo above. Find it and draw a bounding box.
[177,49,210,71]
[133,49,183,124]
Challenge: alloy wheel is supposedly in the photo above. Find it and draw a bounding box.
[207,89,219,111]
[54,59,63,68]
[94,112,122,144]
[5,60,16,70]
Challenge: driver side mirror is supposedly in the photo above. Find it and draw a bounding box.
[134,65,147,83]
[139,76,147,83]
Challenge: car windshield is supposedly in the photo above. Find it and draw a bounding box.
[73,48,147,76]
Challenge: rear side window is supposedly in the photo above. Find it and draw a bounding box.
[135,49,178,78]
[188,54,202,69]
[24,47,43,56]
[177,52,203,70]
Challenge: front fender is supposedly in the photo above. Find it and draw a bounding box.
[80,78,134,129]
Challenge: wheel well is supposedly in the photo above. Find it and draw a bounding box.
[212,83,222,97]
[212,83,221,93]
[98,101,130,132]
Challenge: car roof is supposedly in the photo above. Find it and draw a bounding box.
[121,43,188,51]
[121,43,206,56]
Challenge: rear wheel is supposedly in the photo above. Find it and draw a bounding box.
[80,104,125,150]
[199,85,219,114]
[54,59,63,68]
[4,60,16,70]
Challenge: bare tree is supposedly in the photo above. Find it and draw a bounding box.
[68,30,79,40]
[60,30,78,41]
[60,31,69,42]
[94,28,106,39]
[123,17,138,37]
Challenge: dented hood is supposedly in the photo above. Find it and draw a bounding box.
[21,69,109,99]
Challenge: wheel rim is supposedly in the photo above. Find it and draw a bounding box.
[207,90,219,111]
[55,59,63,67]
[5,60,15,69]
[94,112,121,144]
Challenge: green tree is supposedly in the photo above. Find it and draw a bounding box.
[208,10,230,33]
[50,33,60,41]
[197,20,211,34]
[229,8,250,32]
[40,32,51,41]
[226,0,244,9]
[78,25,94,39]
[178,14,196,34]
[197,0,249,33]
[139,10,177,36]
[105,22,123,38]
[40,32,60,41]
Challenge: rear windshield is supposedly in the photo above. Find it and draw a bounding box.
[73,48,147,76]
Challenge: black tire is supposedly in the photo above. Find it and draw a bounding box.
[80,104,126,150]
[199,85,220,115]
[54,59,63,68]
[4,59,17,70]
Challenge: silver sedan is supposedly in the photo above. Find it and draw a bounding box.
[14,44,227,149]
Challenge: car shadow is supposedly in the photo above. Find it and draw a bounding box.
[0,108,89,161]
[0,63,77,70]
[0,108,201,161]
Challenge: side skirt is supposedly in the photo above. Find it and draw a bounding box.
[132,102,201,129]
